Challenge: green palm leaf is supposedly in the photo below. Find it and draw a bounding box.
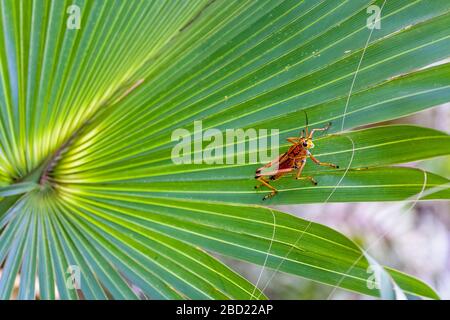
[0,0,448,299]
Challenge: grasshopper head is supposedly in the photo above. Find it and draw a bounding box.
[301,138,314,149]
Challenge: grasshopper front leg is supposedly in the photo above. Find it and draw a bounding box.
[295,159,317,185]
[308,122,332,139]
[309,154,339,169]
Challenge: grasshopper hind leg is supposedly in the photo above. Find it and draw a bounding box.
[254,176,278,200]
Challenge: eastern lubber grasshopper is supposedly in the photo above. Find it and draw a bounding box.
[254,113,339,200]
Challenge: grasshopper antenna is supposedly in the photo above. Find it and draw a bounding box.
[303,110,309,137]
[322,122,331,136]
[300,129,306,138]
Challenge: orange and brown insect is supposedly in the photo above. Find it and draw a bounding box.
[254,113,339,200]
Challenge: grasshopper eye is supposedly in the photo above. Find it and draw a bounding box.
[302,141,308,147]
